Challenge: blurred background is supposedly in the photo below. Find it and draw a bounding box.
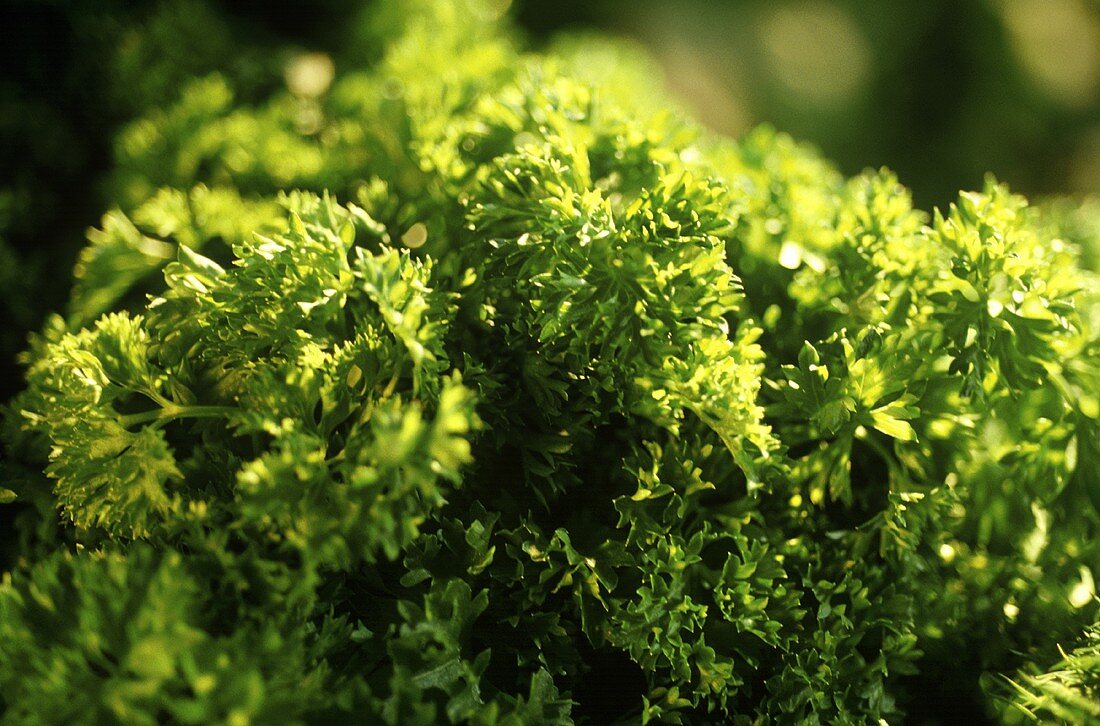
[2,0,1099,399]
[525,0,1100,207]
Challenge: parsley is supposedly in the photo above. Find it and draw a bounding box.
[2,1,1098,723]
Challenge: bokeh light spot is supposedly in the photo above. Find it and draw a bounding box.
[1001,0,1100,108]
[285,52,335,98]
[759,1,870,105]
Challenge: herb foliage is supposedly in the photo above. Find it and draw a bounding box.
[2,2,1098,723]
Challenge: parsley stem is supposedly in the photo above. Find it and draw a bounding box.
[119,404,236,428]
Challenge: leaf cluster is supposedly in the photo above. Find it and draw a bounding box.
[2,1,1098,723]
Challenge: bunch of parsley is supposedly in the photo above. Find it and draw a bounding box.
[1,1,1098,723]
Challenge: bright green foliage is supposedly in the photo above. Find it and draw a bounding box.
[2,1,1098,724]
[996,617,1100,723]
[0,546,336,725]
[70,186,283,328]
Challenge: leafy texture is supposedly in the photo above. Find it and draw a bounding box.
[2,1,1098,723]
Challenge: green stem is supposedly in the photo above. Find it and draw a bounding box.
[119,404,237,429]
